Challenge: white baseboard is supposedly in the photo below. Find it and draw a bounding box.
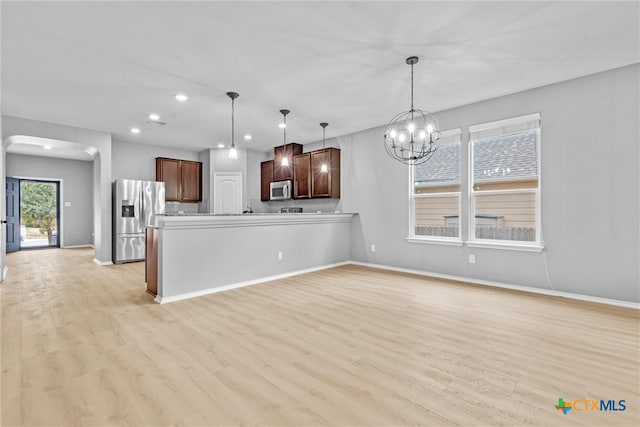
[93,258,113,266]
[348,261,640,310]
[62,244,93,249]
[156,261,351,304]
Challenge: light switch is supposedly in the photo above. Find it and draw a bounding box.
[64,201,71,207]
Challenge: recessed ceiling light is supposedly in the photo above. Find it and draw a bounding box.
[175,93,188,102]
[131,127,141,134]
[244,134,252,140]
[148,114,160,121]
[43,145,52,150]
[217,143,225,148]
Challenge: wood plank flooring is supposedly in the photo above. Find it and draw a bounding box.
[1,248,638,426]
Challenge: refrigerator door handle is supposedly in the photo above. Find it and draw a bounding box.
[140,187,145,228]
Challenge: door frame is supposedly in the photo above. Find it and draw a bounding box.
[12,176,63,249]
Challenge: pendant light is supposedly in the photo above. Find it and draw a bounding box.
[320,122,329,173]
[279,109,290,166]
[383,56,440,165]
[227,91,239,160]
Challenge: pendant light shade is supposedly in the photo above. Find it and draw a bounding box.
[320,122,329,173]
[227,91,239,160]
[383,56,440,165]
[280,109,290,166]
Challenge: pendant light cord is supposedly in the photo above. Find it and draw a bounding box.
[231,97,235,148]
[410,61,414,111]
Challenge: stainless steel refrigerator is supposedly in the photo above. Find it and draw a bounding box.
[112,179,165,263]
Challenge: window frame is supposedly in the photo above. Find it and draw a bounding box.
[468,115,543,250]
[408,128,462,244]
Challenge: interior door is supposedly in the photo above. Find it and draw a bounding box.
[213,173,242,214]
[5,177,20,252]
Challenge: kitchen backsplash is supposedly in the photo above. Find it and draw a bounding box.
[165,202,199,214]
[248,197,341,214]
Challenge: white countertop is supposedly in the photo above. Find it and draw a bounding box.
[156,212,356,229]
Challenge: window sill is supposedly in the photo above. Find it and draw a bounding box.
[466,241,544,252]
[406,237,463,247]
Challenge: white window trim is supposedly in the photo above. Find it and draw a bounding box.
[466,241,544,252]
[468,121,542,247]
[406,237,464,246]
[408,129,462,243]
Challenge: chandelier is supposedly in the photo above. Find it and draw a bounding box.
[384,56,440,165]
[227,91,239,160]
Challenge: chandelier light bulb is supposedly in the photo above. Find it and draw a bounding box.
[278,123,286,129]
[320,163,328,173]
[427,124,434,134]
[398,133,406,143]
[408,123,415,133]
[281,156,289,167]
[389,129,397,138]
[228,147,238,160]
[419,131,426,139]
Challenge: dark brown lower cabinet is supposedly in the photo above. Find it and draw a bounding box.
[145,228,158,296]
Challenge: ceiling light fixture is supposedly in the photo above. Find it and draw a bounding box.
[320,122,329,173]
[384,56,440,165]
[279,109,290,167]
[43,145,52,150]
[227,91,239,160]
[175,93,188,102]
[217,143,225,149]
[131,127,140,134]
[244,134,252,141]
[149,113,160,121]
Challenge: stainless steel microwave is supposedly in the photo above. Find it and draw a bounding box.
[270,180,292,200]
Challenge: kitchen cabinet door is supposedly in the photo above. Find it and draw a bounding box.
[180,161,202,202]
[274,143,302,181]
[293,153,311,199]
[311,148,340,198]
[156,157,181,201]
[260,160,274,201]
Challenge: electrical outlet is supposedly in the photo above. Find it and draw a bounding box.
[370,244,376,253]
[469,254,476,264]
[277,251,283,261]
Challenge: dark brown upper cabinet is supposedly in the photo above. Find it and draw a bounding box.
[274,143,303,181]
[260,160,274,202]
[156,157,202,202]
[311,148,340,198]
[293,153,311,199]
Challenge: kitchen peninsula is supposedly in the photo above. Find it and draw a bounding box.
[149,213,355,303]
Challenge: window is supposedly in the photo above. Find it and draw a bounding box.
[469,113,541,246]
[410,129,461,240]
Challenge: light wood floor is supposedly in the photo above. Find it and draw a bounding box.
[1,248,638,426]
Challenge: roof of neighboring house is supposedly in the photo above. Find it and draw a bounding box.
[414,129,539,185]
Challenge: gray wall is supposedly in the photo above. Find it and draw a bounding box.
[2,115,112,263]
[111,139,199,181]
[336,64,639,303]
[6,153,94,247]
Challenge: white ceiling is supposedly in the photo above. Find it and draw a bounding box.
[2,1,638,155]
